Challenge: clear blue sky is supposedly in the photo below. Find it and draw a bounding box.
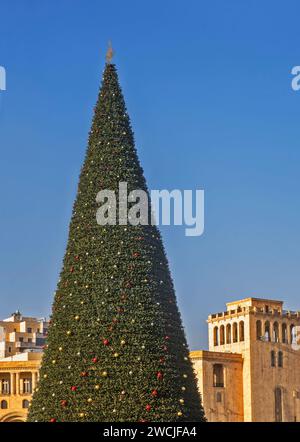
[0,0,300,349]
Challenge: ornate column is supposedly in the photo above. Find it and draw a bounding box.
[10,372,15,395]
[16,372,20,395]
[32,371,37,392]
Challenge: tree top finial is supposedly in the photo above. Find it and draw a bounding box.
[106,41,114,64]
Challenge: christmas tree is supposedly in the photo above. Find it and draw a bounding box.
[28,51,205,422]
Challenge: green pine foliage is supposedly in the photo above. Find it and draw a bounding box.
[28,63,205,422]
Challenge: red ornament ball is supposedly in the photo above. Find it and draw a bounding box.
[92,357,98,363]
[50,418,57,423]
[157,371,164,380]
[145,404,151,412]
[60,400,68,407]
[103,339,110,346]
[71,386,78,391]
[151,389,158,397]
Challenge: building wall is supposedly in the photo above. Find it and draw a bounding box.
[191,351,244,422]
[0,356,41,422]
[198,297,300,422]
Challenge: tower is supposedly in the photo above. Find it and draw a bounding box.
[207,297,300,421]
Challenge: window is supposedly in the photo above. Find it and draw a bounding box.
[220,325,225,345]
[271,350,276,367]
[213,364,224,387]
[28,338,32,343]
[23,378,32,394]
[1,379,10,394]
[27,327,32,333]
[256,320,262,340]
[290,325,296,345]
[213,326,219,346]
[273,322,279,343]
[8,347,11,353]
[239,321,245,341]
[19,337,24,343]
[216,392,222,403]
[275,387,283,422]
[226,324,231,344]
[22,399,30,409]
[265,321,271,342]
[0,400,8,409]
[233,323,238,343]
[282,324,287,343]
[278,351,283,368]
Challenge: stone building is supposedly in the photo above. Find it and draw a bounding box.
[0,311,48,422]
[191,297,300,422]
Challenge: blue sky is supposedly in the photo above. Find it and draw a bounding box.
[0,0,300,349]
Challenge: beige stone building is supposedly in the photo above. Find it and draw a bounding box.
[191,297,300,422]
[0,311,48,422]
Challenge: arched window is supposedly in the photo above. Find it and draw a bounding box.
[273,322,279,343]
[290,324,296,345]
[278,351,283,368]
[22,399,30,409]
[271,350,276,367]
[213,326,219,346]
[220,325,225,345]
[226,324,231,344]
[256,320,262,340]
[239,321,245,341]
[275,387,283,422]
[233,323,238,343]
[282,323,287,343]
[213,364,224,387]
[265,321,271,342]
[0,400,8,409]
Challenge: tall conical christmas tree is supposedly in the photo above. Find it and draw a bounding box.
[28,52,205,422]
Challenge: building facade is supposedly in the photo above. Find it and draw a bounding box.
[0,312,48,422]
[191,297,300,422]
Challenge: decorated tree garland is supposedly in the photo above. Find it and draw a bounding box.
[27,55,205,422]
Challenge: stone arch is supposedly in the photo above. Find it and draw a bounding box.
[220,325,225,345]
[239,321,245,341]
[226,323,231,344]
[282,323,287,343]
[273,322,279,343]
[264,320,271,342]
[213,326,219,346]
[256,320,262,340]
[0,412,26,422]
[232,322,238,343]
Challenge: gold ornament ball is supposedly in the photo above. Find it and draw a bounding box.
[177,411,183,417]
[114,352,119,358]
[95,384,100,390]
[43,374,47,379]
[59,347,63,352]
[52,360,56,364]
[183,374,188,378]
[66,330,72,336]
[102,371,108,377]
[121,340,126,345]
[87,398,93,403]
[79,412,85,418]
[75,315,80,321]
[179,399,185,404]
